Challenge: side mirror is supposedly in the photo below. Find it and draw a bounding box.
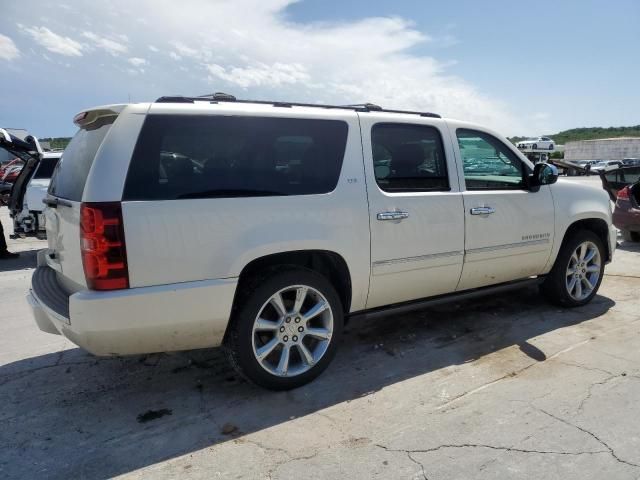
[530,163,558,191]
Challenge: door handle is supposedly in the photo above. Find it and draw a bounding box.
[377,211,409,221]
[470,206,495,215]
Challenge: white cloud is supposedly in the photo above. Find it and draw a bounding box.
[12,0,523,133]
[0,33,20,61]
[82,31,128,55]
[19,25,83,56]
[205,62,309,88]
[128,57,147,67]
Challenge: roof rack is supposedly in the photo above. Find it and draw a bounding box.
[154,94,441,118]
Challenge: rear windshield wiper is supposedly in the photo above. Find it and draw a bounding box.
[177,189,285,199]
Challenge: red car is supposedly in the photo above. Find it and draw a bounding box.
[600,166,640,242]
[0,158,24,183]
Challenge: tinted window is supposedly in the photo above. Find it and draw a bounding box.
[371,123,449,192]
[457,128,527,190]
[33,156,61,179]
[123,115,348,200]
[49,116,115,201]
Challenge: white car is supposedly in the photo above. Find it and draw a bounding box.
[590,160,623,174]
[517,137,555,151]
[11,152,62,238]
[8,96,615,390]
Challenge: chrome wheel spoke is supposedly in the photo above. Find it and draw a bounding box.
[582,276,594,291]
[293,286,308,314]
[574,278,582,298]
[297,342,314,366]
[586,264,600,272]
[302,300,328,322]
[256,337,280,360]
[305,327,331,340]
[567,276,577,293]
[566,267,576,276]
[276,344,291,375]
[578,244,587,261]
[255,318,279,331]
[270,292,287,317]
[584,248,597,263]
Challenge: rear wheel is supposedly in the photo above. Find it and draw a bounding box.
[532,143,538,149]
[622,229,640,242]
[541,230,605,307]
[225,268,343,390]
[549,144,554,150]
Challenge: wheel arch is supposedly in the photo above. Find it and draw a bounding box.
[232,250,353,315]
[555,218,612,265]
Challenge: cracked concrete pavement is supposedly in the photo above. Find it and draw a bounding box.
[1,203,640,479]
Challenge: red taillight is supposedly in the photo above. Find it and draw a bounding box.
[80,202,129,290]
[617,186,630,200]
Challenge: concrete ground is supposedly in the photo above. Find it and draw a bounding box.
[1,180,640,479]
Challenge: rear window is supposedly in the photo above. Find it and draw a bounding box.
[48,116,115,201]
[123,115,348,200]
[33,156,61,179]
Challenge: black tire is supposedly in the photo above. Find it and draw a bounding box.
[541,229,605,307]
[622,229,640,242]
[549,144,554,150]
[532,143,538,150]
[225,267,343,390]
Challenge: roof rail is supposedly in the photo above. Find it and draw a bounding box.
[154,95,441,118]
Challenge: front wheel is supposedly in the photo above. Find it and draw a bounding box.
[532,143,538,149]
[541,230,605,307]
[549,144,554,150]
[225,268,343,390]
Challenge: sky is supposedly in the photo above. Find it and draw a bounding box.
[0,0,638,138]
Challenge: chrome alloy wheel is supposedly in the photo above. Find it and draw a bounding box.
[566,241,601,301]
[251,285,334,377]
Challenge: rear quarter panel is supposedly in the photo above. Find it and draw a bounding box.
[121,106,371,312]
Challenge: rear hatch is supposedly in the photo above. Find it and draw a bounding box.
[44,111,119,289]
[599,166,640,202]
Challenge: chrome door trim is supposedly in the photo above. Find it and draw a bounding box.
[373,249,464,267]
[466,238,550,254]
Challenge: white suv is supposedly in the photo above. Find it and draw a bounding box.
[19,95,615,389]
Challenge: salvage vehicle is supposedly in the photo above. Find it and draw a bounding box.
[6,96,616,390]
[516,136,554,151]
[10,152,62,239]
[590,160,623,174]
[599,165,640,242]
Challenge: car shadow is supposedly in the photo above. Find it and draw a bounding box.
[0,248,39,273]
[0,287,615,479]
[617,239,640,252]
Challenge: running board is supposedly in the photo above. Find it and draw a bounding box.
[350,277,544,321]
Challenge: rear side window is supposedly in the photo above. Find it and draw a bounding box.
[371,123,449,192]
[49,116,115,201]
[33,156,60,179]
[123,115,348,200]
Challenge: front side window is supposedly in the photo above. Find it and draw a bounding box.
[457,128,528,190]
[123,115,348,200]
[371,123,449,192]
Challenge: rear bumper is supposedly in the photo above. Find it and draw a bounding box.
[613,208,640,232]
[28,265,237,356]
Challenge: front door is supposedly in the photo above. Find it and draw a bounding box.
[451,125,555,291]
[360,115,465,309]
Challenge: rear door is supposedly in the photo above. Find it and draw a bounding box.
[360,114,465,309]
[45,114,117,286]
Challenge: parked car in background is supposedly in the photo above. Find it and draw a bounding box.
[10,151,62,238]
[591,160,624,174]
[612,182,640,242]
[6,96,616,390]
[517,137,555,151]
[0,159,24,183]
[622,158,640,166]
